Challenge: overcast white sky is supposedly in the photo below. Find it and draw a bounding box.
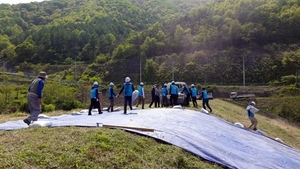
[0,0,45,5]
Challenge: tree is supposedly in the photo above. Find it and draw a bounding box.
[282,50,300,85]
[143,59,158,83]
[14,36,35,63]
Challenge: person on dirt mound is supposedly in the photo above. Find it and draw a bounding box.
[246,101,258,131]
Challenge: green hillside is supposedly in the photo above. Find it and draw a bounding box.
[1,0,300,123]
[1,0,300,85]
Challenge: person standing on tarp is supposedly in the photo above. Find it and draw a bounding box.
[136,82,145,109]
[23,71,47,126]
[107,82,116,112]
[190,84,198,107]
[246,101,258,131]
[154,84,161,108]
[201,87,212,112]
[161,83,168,107]
[117,77,134,114]
[170,81,179,106]
[181,84,191,106]
[88,82,103,115]
[149,85,156,108]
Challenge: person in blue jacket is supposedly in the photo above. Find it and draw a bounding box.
[190,84,198,107]
[136,82,145,109]
[23,71,47,125]
[169,81,179,106]
[246,101,258,131]
[161,83,168,107]
[181,84,191,106]
[201,87,212,112]
[88,82,103,115]
[107,82,116,112]
[117,77,134,114]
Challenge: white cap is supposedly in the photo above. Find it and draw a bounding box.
[172,81,175,84]
[140,82,144,85]
[93,82,99,87]
[251,101,256,105]
[110,82,114,86]
[191,84,195,87]
[164,83,167,86]
[125,77,130,82]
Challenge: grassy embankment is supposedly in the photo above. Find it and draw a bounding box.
[0,99,299,169]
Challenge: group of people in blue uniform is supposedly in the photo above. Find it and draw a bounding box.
[181,83,212,112]
[88,77,213,115]
[88,76,135,115]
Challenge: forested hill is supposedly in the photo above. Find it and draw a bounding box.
[1,0,300,86]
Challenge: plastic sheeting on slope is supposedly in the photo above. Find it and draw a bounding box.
[1,108,300,169]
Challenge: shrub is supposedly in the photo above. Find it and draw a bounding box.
[18,100,29,113]
[43,104,56,112]
[278,99,300,124]
[281,75,297,85]
[278,85,300,96]
[55,100,82,111]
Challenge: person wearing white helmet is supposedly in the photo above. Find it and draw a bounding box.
[161,83,168,107]
[117,77,135,114]
[169,81,179,106]
[107,82,116,112]
[190,84,198,107]
[136,82,145,109]
[246,101,258,131]
[88,82,103,115]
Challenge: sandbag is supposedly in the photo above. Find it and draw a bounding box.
[275,137,284,143]
[91,109,99,112]
[71,111,82,115]
[173,105,183,109]
[29,121,52,128]
[234,122,244,128]
[114,107,121,111]
[250,107,259,113]
[38,114,50,119]
[80,109,88,114]
[132,90,139,102]
[200,108,209,114]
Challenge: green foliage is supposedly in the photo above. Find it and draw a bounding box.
[277,85,300,97]
[43,104,55,112]
[19,99,29,113]
[278,101,300,124]
[281,75,297,85]
[3,0,300,86]
[55,99,82,111]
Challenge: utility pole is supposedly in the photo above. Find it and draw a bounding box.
[243,54,246,93]
[74,56,76,85]
[140,56,142,82]
[172,59,174,81]
[139,38,142,83]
